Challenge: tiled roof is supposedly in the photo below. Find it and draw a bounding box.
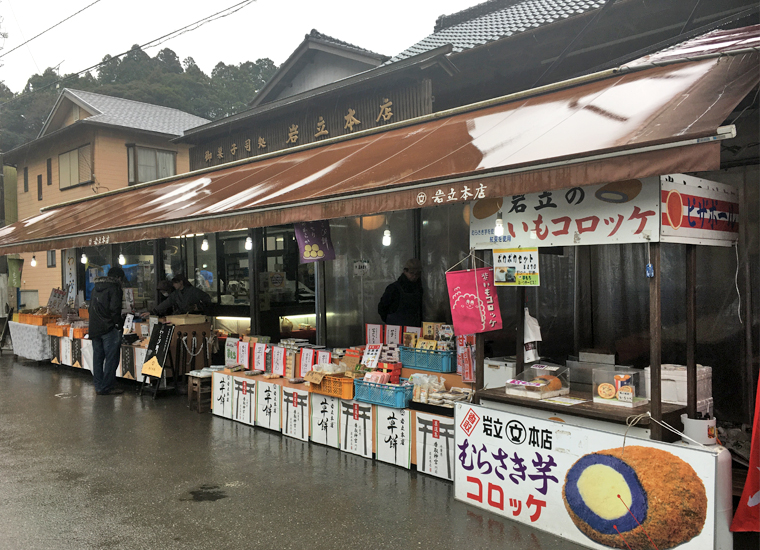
[307,29,387,59]
[63,89,210,136]
[390,0,606,62]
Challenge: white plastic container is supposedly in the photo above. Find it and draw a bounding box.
[681,413,717,445]
[644,364,712,405]
[484,357,516,389]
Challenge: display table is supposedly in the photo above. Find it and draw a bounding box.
[478,387,686,441]
[8,321,52,361]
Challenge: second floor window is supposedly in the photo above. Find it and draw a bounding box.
[59,144,93,189]
[127,146,176,185]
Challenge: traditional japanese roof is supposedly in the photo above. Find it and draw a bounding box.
[38,88,209,139]
[248,29,390,108]
[390,0,606,62]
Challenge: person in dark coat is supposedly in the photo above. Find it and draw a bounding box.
[377,258,423,327]
[89,266,126,395]
[153,274,212,316]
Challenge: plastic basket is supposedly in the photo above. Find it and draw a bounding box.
[399,346,455,373]
[29,314,60,326]
[309,375,354,400]
[72,327,88,339]
[46,324,70,337]
[354,378,413,409]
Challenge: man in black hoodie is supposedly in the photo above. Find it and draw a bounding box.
[89,266,125,395]
[377,258,423,327]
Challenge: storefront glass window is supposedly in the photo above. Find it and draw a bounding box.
[117,241,156,312]
[82,245,112,300]
[163,235,218,303]
[217,231,250,306]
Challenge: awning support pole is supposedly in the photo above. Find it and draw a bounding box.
[315,261,327,347]
[739,181,755,423]
[248,228,262,336]
[649,241,663,441]
[686,244,697,419]
[516,286,526,376]
[474,249,487,404]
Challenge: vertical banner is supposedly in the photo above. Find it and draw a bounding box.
[311,394,340,448]
[294,220,335,263]
[340,400,373,458]
[255,381,281,431]
[7,258,23,288]
[232,377,256,425]
[282,388,309,441]
[416,412,456,481]
[253,343,267,371]
[385,325,402,345]
[376,407,411,469]
[271,346,286,376]
[212,372,232,419]
[64,249,78,303]
[299,348,315,377]
[446,268,503,335]
[731,377,760,532]
[365,324,383,345]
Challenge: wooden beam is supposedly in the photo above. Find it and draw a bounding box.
[474,249,487,404]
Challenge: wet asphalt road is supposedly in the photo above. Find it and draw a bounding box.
[0,356,751,550]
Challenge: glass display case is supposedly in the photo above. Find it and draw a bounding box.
[504,365,569,399]
[593,367,648,408]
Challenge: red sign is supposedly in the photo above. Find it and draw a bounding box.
[459,408,480,437]
[292,393,299,407]
[432,419,440,439]
[731,376,760,532]
[242,381,247,394]
[353,403,359,420]
[446,268,503,335]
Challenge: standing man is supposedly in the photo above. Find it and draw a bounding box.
[378,258,423,327]
[90,266,125,395]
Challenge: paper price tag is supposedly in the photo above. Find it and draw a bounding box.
[316,350,331,365]
[238,341,250,369]
[254,343,267,371]
[271,346,286,376]
[299,348,315,377]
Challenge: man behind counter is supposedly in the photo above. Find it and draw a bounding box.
[146,274,212,317]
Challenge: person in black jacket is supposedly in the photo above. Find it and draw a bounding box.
[89,266,125,395]
[377,258,423,327]
[153,274,212,316]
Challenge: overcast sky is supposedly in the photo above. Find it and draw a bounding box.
[0,0,485,93]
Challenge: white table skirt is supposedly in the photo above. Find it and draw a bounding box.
[8,322,53,361]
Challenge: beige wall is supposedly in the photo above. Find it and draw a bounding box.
[18,251,61,306]
[11,124,193,300]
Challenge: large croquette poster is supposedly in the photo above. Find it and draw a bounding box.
[454,404,727,550]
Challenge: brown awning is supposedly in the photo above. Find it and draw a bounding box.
[1,50,757,254]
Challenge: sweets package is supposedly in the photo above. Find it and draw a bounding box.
[403,332,418,347]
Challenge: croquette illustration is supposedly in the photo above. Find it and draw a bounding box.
[563,446,707,549]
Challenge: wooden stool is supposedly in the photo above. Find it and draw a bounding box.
[188,374,212,413]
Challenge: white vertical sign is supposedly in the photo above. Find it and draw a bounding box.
[225,338,239,367]
[256,381,281,431]
[299,348,315,377]
[253,343,267,371]
[60,337,72,367]
[282,388,309,441]
[340,400,373,458]
[212,372,232,419]
[316,350,332,366]
[376,406,411,469]
[310,394,340,448]
[385,325,402,345]
[415,412,456,481]
[271,346,286,376]
[232,376,256,425]
[238,341,250,369]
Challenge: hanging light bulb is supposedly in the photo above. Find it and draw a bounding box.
[118,253,126,265]
[494,211,504,237]
[382,228,392,247]
[80,253,88,264]
[244,236,253,251]
[201,238,209,251]
[30,255,37,267]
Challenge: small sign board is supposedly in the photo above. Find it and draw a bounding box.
[494,248,539,286]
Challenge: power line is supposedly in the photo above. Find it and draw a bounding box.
[0,0,256,106]
[0,0,104,60]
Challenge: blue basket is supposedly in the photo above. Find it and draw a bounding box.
[399,346,455,373]
[354,378,413,409]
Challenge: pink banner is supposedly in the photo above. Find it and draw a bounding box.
[446,268,503,335]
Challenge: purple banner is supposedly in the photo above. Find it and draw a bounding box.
[294,220,335,263]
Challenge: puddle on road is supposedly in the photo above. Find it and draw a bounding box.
[181,484,228,502]
[55,393,77,398]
